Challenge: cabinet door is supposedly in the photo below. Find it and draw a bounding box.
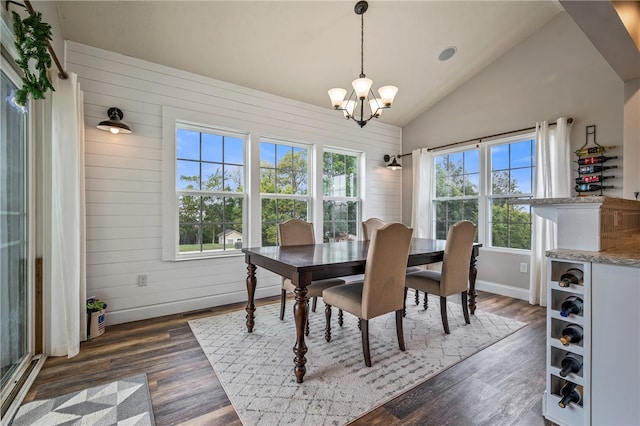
[591,263,640,425]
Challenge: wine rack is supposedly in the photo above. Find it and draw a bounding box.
[574,124,617,196]
[544,258,591,425]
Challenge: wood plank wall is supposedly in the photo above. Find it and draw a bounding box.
[66,41,403,325]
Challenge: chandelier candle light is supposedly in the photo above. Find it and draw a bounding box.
[328,1,398,128]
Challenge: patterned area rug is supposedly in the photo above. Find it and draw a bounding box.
[189,292,526,426]
[11,374,155,426]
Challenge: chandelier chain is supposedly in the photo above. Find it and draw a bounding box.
[360,12,365,77]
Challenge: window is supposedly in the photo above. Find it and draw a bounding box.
[260,140,310,246]
[488,139,535,249]
[322,150,361,242]
[176,124,245,256]
[433,135,535,249]
[434,150,479,239]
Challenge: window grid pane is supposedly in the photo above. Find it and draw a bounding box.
[176,126,245,255]
[322,151,360,242]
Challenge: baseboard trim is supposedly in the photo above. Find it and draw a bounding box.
[475,280,529,301]
[106,285,281,325]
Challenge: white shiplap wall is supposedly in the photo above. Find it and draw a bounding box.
[66,42,402,324]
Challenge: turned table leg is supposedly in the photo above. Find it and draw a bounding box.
[293,272,311,383]
[245,261,256,332]
[468,248,479,315]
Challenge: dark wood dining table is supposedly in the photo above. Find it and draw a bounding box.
[242,238,481,383]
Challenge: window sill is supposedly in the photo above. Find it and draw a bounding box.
[172,250,245,262]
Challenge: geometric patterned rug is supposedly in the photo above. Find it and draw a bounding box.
[11,374,154,426]
[189,292,526,426]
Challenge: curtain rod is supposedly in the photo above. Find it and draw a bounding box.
[15,0,68,79]
[397,117,574,159]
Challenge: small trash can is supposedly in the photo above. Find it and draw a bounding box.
[86,297,107,339]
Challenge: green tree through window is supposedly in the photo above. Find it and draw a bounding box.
[260,141,309,246]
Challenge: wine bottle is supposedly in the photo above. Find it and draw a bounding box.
[575,175,613,184]
[575,184,614,192]
[559,324,583,346]
[558,268,583,287]
[577,155,618,165]
[578,164,617,174]
[558,382,583,408]
[559,352,583,377]
[575,145,616,156]
[560,296,583,317]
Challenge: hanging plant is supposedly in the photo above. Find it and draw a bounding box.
[11,10,55,107]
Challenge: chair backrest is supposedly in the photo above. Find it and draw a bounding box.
[362,217,385,241]
[361,222,413,319]
[278,219,315,246]
[440,220,477,296]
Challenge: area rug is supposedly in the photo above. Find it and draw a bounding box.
[189,292,526,426]
[11,374,155,426]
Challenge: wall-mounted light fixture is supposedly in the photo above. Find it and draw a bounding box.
[96,107,132,134]
[383,154,402,170]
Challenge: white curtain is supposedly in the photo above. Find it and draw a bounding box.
[49,73,86,357]
[529,117,572,306]
[411,148,434,239]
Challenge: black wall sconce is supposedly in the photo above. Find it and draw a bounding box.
[383,154,402,170]
[96,107,132,134]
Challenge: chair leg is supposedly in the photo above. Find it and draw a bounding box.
[395,309,406,351]
[338,309,344,327]
[440,296,450,334]
[461,291,470,324]
[415,290,420,305]
[423,293,429,311]
[361,319,372,367]
[312,296,318,312]
[324,304,332,342]
[403,287,408,317]
[280,289,286,320]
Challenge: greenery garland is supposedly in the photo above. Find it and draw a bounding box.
[12,10,55,107]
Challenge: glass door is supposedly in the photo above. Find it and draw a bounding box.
[0,65,32,413]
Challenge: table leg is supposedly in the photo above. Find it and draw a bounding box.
[293,272,311,383]
[245,261,256,333]
[468,249,479,315]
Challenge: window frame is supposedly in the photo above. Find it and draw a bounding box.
[431,132,536,252]
[259,137,313,247]
[163,115,249,261]
[321,148,363,242]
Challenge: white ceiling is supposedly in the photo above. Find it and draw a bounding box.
[55,1,564,128]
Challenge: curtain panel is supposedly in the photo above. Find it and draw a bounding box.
[411,148,434,239]
[49,73,86,357]
[529,117,572,306]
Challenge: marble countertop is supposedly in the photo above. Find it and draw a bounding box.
[521,196,640,207]
[547,237,640,268]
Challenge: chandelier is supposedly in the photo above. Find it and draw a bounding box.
[328,1,398,128]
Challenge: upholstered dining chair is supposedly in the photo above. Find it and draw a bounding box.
[323,222,414,367]
[362,217,422,299]
[404,220,477,334]
[278,219,345,335]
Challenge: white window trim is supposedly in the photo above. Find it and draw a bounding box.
[432,131,535,251]
[322,148,364,240]
[162,107,248,261]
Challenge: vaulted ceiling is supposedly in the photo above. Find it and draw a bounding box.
[54,1,566,127]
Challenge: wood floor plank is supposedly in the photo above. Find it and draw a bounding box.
[22,292,551,425]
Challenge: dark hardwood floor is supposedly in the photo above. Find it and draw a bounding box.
[23,292,553,426]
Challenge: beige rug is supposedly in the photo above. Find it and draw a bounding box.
[189,292,525,426]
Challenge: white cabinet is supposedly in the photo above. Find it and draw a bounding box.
[544,258,640,425]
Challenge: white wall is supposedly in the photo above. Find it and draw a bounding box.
[401,12,624,296]
[623,78,640,199]
[66,42,402,324]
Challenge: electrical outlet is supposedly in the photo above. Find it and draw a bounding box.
[520,263,528,274]
[138,273,148,286]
